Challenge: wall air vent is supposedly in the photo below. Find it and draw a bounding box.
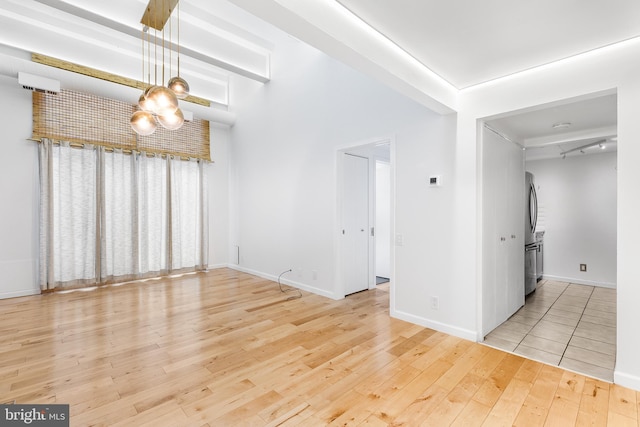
[18,72,60,94]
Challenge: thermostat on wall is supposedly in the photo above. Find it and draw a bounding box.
[429,175,442,186]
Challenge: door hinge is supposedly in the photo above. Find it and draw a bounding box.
[371,227,375,237]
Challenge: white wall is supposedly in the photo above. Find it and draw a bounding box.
[227,12,461,343]
[393,115,465,336]
[0,75,229,298]
[459,38,640,390]
[208,124,231,269]
[526,152,617,287]
[0,76,40,299]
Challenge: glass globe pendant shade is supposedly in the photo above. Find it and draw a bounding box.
[138,93,155,112]
[157,108,185,131]
[140,85,160,112]
[146,85,179,116]
[130,110,157,136]
[143,85,156,98]
[168,76,190,99]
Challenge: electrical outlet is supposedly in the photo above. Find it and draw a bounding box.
[312,270,318,280]
[580,264,587,272]
[395,234,403,246]
[430,296,439,311]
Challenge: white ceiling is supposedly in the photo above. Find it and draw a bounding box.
[255,0,624,158]
[486,92,617,161]
[0,0,627,142]
[335,0,640,89]
[3,0,638,92]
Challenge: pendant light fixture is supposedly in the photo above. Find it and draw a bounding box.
[130,110,157,135]
[157,108,184,130]
[168,1,190,99]
[131,25,157,136]
[130,0,189,136]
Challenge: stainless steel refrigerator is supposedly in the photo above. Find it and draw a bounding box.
[524,172,538,295]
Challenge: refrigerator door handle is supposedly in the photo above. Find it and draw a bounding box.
[530,182,538,233]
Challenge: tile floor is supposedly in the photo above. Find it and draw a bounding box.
[483,279,616,382]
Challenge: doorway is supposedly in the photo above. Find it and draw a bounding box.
[338,140,392,297]
[375,160,391,285]
[481,91,618,382]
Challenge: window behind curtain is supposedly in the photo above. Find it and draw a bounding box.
[39,139,208,291]
[50,142,98,287]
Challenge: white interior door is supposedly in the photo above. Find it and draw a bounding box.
[506,140,525,316]
[342,153,369,295]
[482,126,525,335]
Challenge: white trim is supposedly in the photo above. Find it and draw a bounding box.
[614,370,640,391]
[228,264,340,300]
[542,274,616,289]
[391,308,477,342]
[207,263,229,270]
[0,289,40,300]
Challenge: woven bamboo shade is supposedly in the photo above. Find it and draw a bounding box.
[33,89,210,160]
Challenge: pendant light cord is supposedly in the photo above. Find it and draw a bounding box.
[169,2,173,78]
[177,1,181,77]
[161,0,166,86]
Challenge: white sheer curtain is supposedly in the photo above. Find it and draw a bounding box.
[100,147,137,282]
[39,140,98,290]
[138,153,169,277]
[38,139,208,290]
[169,157,208,272]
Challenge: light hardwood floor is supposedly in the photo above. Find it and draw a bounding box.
[0,268,638,426]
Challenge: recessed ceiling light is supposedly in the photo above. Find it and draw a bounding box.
[552,122,572,129]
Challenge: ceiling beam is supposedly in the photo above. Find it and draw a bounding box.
[32,0,270,82]
[523,125,617,148]
[32,53,211,107]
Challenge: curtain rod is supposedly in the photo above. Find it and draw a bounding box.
[27,138,211,162]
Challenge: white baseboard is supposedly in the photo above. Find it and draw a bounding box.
[614,370,640,392]
[206,263,229,270]
[227,264,340,300]
[390,308,477,342]
[0,289,40,300]
[543,274,616,289]
[0,259,39,300]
